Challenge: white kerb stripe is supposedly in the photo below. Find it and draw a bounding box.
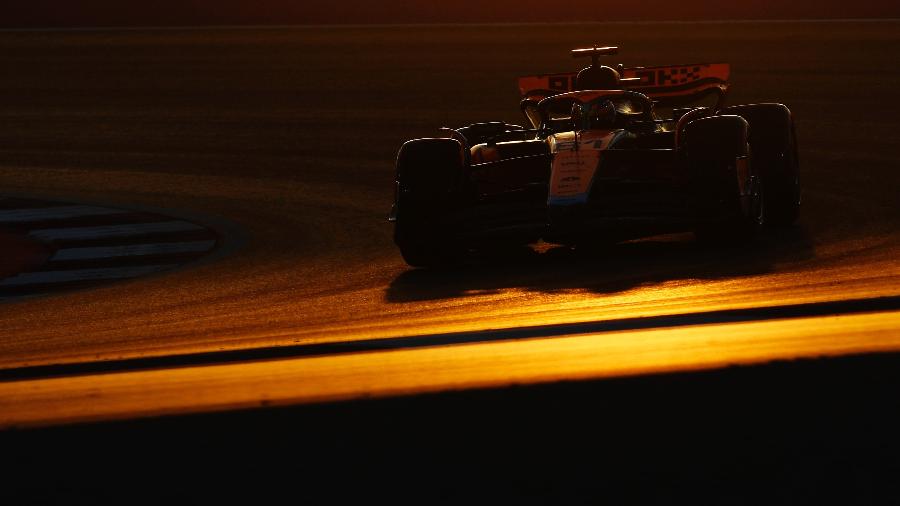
[51,240,217,261]
[29,221,204,242]
[0,265,176,287]
[0,206,128,223]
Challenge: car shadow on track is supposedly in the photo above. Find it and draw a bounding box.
[386,226,815,303]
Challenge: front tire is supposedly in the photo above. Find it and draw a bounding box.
[682,115,763,242]
[721,103,800,226]
[393,138,467,268]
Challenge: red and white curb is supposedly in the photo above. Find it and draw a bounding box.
[0,198,220,300]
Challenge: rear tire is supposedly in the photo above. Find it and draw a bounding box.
[721,103,800,226]
[682,115,763,243]
[393,138,467,268]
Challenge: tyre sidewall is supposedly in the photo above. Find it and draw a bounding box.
[393,138,467,267]
[682,115,760,241]
[721,103,800,226]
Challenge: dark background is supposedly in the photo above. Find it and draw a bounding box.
[3,0,900,28]
[4,352,900,504]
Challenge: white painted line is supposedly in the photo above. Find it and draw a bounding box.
[51,240,217,261]
[0,265,176,287]
[29,221,205,242]
[0,206,128,223]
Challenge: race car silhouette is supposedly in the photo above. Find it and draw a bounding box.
[389,46,801,267]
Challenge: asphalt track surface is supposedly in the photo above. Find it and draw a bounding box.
[0,20,899,502]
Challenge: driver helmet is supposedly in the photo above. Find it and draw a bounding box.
[589,99,617,128]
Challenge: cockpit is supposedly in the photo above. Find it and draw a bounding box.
[526,90,655,134]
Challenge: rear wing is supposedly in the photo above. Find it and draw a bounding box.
[518,63,731,108]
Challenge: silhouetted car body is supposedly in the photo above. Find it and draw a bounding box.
[390,47,800,267]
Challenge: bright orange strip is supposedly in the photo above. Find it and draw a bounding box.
[1,311,898,429]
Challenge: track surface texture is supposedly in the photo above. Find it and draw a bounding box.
[0,21,899,503]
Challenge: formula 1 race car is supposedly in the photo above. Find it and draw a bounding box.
[389,46,801,267]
